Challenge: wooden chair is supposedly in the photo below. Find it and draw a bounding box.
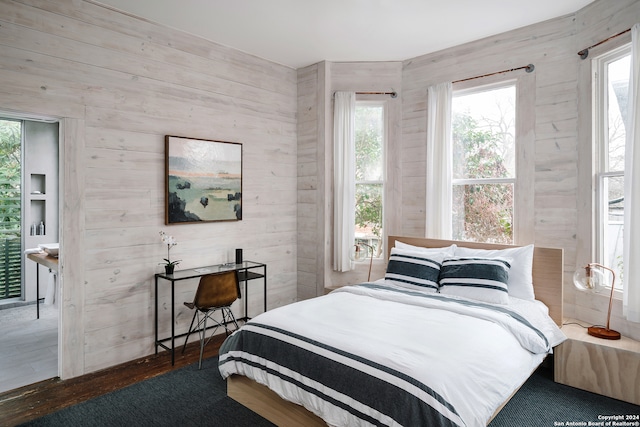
[182,270,240,368]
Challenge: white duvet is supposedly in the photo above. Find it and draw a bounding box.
[219,281,566,427]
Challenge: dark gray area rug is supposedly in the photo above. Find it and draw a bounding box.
[490,367,640,426]
[21,357,274,427]
[21,358,640,426]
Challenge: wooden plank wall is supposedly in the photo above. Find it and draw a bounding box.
[294,1,640,343]
[399,0,640,340]
[296,62,324,300]
[324,62,403,288]
[574,0,640,340]
[4,0,640,378]
[296,62,402,296]
[400,14,578,244]
[0,0,298,376]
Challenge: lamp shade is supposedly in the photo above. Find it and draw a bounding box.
[572,263,621,340]
[349,243,374,282]
[573,265,606,293]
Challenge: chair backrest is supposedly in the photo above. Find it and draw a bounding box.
[194,271,240,310]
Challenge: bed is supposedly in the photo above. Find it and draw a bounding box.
[218,236,566,426]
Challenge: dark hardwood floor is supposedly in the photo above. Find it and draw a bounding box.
[0,333,227,427]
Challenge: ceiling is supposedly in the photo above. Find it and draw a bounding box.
[96,0,595,69]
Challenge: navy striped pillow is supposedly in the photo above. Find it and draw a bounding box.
[384,248,443,292]
[439,257,512,304]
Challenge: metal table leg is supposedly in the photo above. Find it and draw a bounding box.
[36,263,39,319]
[154,275,158,355]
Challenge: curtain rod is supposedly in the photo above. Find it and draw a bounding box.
[578,28,631,59]
[333,91,397,98]
[452,64,535,84]
[357,91,397,98]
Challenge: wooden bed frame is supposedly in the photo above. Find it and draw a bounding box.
[227,236,564,426]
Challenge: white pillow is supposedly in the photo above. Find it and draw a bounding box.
[453,244,535,300]
[394,241,456,256]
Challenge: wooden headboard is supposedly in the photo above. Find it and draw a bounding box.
[388,236,564,326]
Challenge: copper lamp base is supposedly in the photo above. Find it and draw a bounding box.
[588,326,621,340]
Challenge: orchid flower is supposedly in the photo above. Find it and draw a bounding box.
[159,231,181,267]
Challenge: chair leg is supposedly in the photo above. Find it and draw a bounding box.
[198,312,207,369]
[223,307,239,335]
[182,310,198,354]
[230,308,239,330]
[188,307,238,369]
[221,308,229,333]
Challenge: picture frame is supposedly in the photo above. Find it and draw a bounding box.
[165,135,242,224]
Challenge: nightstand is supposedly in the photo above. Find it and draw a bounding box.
[324,285,345,295]
[554,319,640,405]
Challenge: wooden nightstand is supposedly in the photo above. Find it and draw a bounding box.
[554,319,640,405]
[323,285,346,295]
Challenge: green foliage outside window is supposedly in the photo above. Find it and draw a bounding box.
[0,119,22,300]
[355,183,382,237]
[354,97,513,249]
[452,113,513,244]
[355,105,384,256]
[0,120,21,238]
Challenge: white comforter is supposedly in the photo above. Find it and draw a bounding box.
[219,282,566,427]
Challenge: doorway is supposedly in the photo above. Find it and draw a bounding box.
[0,117,60,393]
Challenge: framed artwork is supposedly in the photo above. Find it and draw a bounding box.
[165,135,242,224]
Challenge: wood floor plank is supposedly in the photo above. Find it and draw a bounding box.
[0,333,226,426]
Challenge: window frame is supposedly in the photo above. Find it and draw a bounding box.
[451,73,534,244]
[354,99,387,259]
[592,43,631,291]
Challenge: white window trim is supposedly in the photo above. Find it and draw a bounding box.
[354,99,387,259]
[451,73,535,244]
[453,178,516,185]
[592,43,631,295]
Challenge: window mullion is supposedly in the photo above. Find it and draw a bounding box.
[452,177,515,186]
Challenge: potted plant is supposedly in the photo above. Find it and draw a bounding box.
[159,231,181,275]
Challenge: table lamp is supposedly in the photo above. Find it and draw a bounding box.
[351,242,374,282]
[572,262,621,340]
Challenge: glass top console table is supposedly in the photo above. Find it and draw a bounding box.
[154,260,267,365]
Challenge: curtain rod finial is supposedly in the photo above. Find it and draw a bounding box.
[525,64,535,73]
[578,49,589,60]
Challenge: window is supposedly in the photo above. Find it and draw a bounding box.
[451,83,516,244]
[0,119,22,300]
[594,44,630,290]
[354,102,385,258]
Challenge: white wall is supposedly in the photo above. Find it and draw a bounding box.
[575,0,640,339]
[0,0,298,377]
[300,0,640,341]
[296,61,402,299]
[399,0,640,340]
[4,0,640,380]
[297,62,328,300]
[324,62,403,288]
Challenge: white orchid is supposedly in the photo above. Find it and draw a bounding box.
[159,231,180,267]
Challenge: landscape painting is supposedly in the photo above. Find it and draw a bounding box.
[165,136,242,224]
